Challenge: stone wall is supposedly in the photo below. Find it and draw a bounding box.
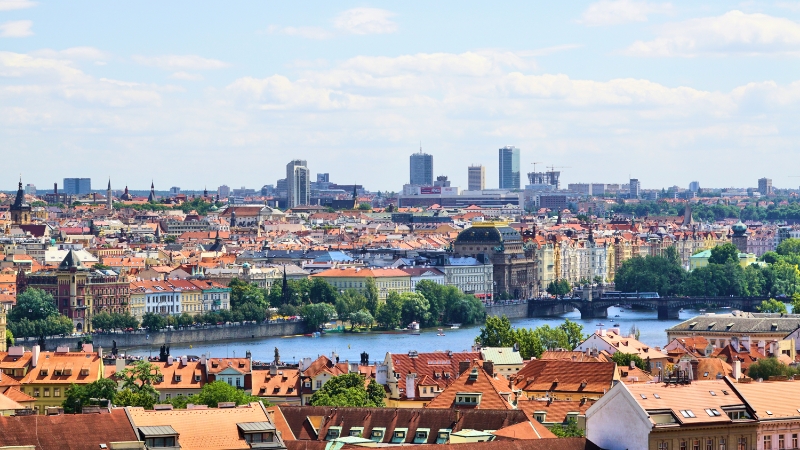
[21,321,306,351]
[484,302,530,319]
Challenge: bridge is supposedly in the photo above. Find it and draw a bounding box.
[528,296,771,320]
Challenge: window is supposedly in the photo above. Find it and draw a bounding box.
[693,440,699,450]
[316,380,322,389]
[245,433,273,443]
[706,439,713,450]
[718,438,725,450]
[658,442,670,450]
[680,442,687,450]
[54,388,60,397]
[33,388,39,397]
[793,434,798,449]
[43,388,50,397]
[236,378,241,388]
[145,437,176,448]
[680,410,696,418]
[779,434,785,450]
[764,435,772,450]
[738,437,747,450]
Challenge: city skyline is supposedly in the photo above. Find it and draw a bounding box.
[5,1,800,190]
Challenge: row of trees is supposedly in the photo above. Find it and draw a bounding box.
[606,199,800,222]
[63,360,262,412]
[475,316,585,360]
[615,242,800,298]
[8,289,74,338]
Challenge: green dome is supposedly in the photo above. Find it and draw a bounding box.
[732,221,747,236]
[455,224,521,243]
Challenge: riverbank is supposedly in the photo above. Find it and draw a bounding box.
[19,320,306,351]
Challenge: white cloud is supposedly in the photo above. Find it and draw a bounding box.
[264,25,334,40]
[132,54,229,70]
[579,0,673,26]
[776,2,800,12]
[30,47,111,61]
[170,71,204,81]
[0,20,33,38]
[333,7,397,35]
[0,0,36,11]
[624,10,800,56]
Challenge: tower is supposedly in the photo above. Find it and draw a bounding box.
[409,148,433,186]
[498,146,520,189]
[148,181,156,202]
[286,160,310,208]
[106,178,113,211]
[10,178,31,226]
[0,306,6,352]
[468,165,485,191]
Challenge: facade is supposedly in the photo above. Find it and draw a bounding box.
[312,267,412,301]
[21,349,104,414]
[62,177,91,195]
[400,267,446,291]
[452,222,536,299]
[758,178,773,196]
[629,178,641,198]
[586,379,758,450]
[20,250,130,332]
[431,255,493,296]
[410,150,434,186]
[498,146,520,189]
[666,314,800,354]
[468,165,486,191]
[287,159,310,208]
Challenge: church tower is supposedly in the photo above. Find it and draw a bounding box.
[106,178,113,211]
[148,181,156,202]
[10,178,31,226]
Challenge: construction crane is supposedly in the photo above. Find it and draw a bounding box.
[530,162,543,173]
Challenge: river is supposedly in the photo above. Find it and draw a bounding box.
[125,306,733,363]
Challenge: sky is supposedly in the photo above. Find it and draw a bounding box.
[3,0,800,192]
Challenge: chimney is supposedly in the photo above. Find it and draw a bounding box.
[269,364,278,376]
[690,360,699,381]
[629,361,636,370]
[733,360,742,381]
[482,361,494,377]
[167,355,174,365]
[406,373,416,400]
[115,358,126,374]
[200,355,207,366]
[459,361,471,375]
[97,347,103,360]
[31,345,40,368]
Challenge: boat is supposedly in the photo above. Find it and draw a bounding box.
[407,321,420,331]
[596,322,605,326]
[614,315,620,317]
[450,324,461,330]
[699,309,706,312]
[437,329,445,336]
[612,324,620,327]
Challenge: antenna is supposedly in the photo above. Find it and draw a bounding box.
[530,162,542,173]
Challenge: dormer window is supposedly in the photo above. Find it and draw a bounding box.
[370,428,386,443]
[436,429,452,444]
[533,411,546,423]
[175,374,182,382]
[455,392,482,406]
[413,428,430,444]
[391,428,408,443]
[326,426,342,441]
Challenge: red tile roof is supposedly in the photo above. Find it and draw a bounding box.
[513,360,616,395]
[390,351,482,397]
[425,361,516,410]
[0,408,138,449]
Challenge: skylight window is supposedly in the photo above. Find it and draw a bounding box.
[709,391,716,396]
[653,394,661,399]
[722,390,729,395]
[640,394,647,399]
[679,410,696,418]
[705,409,721,417]
[766,411,773,415]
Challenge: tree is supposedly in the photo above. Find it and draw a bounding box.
[363,278,379,316]
[756,298,787,314]
[228,279,267,310]
[549,418,585,438]
[335,289,367,323]
[709,243,740,265]
[559,319,585,350]
[177,312,194,327]
[10,288,58,322]
[791,293,800,314]
[237,303,266,322]
[308,373,385,407]
[611,352,646,371]
[301,303,336,331]
[546,280,572,298]
[187,381,263,407]
[141,312,167,332]
[776,238,800,256]
[513,327,544,360]
[309,278,338,305]
[476,316,514,347]
[120,360,162,394]
[114,389,157,409]
[375,292,403,329]
[63,378,118,413]
[358,203,372,211]
[614,254,685,296]
[349,309,374,329]
[747,357,799,380]
[399,292,430,326]
[92,311,114,331]
[6,329,13,349]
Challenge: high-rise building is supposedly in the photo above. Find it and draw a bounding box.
[63,178,91,195]
[287,159,310,208]
[24,184,36,195]
[629,178,641,199]
[433,175,450,187]
[169,187,181,195]
[468,165,485,191]
[317,173,330,183]
[217,185,231,198]
[409,150,433,186]
[498,146,520,189]
[758,178,773,196]
[689,181,700,193]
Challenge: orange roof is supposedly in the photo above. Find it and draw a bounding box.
[517,399,596,424]
[252,368,301,398]
[425,361,515,410]
[625,379,749,426]
[150,360,206,390]
[206,358,251,375]
[0,391,25,410]
[513,360,616,394]
[492,419,556,440]
[733,379,800,420]
[23,351,103,385]
[127,402,276,450]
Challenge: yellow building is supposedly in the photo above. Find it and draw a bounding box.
[21,348,104,413]
[129,284,146,321]
[689,249,759,271]
[311,267,412,301]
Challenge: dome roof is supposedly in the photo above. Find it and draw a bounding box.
[732,221,747,237]
[455,223,521,243]
[242,262,251,269]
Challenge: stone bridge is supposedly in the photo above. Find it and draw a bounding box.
[529,296,771,320]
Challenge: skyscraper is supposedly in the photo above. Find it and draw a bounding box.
[63,178,91,195]
[217,185,231,198]
[287,159,310,208]
[498,146,520,189]
[409,150,433,186]
[689,181,700,193]
[629,178,641,199]
[468,165,485,191]
[758,178,773,196]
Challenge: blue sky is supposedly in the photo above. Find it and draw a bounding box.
[3,0,800,192]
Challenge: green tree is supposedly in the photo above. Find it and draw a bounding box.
[747,357,799,380]
[777,238,800,256]
[475,316,514,347]
[335,289,367,323]
[10,288,58,322]
[309,278,338,305]
[177,312,194,327]
[549,418,585,438]
[399,292,430,326]
[756,298,788,314]
[791,293,800,314]
[614,254,685,296]
[709,243,740,265]
[611,352,646,371]
[375,292,403,329]
[358,203,372,211]
[92,311,114,331]
[120,360,162,394]
[141,312,167,332]
[187,380,263,407]
[301,303,336,331]
[228,279,267,310]
[63,378,118,413]
[308,373,385,407]
[237,303,266,322]
[559,319,586,350]
[532,324,570,351]
[767,260,800,297]
[6,329,14,349]
[349,309,374,329]
[363,277,379,316]
[513,327,544,360]
[546,280,572,298]
[114,389,157,409]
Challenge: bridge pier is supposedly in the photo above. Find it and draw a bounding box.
[658,305,680,320]
[577,304,608,320]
